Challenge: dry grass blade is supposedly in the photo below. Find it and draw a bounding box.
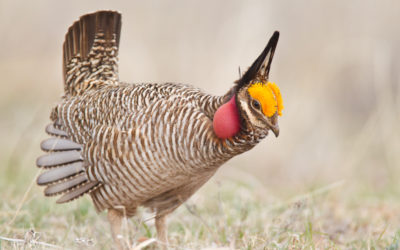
[6,168,43,228]
[275,180,345,209]
[131,238,156,250]
[0,235,62,249]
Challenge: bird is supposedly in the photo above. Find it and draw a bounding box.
[36,10,283,249]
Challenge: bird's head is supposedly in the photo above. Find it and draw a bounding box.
[213,31,283,139]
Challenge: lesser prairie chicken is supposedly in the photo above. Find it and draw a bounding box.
[36,10,283,249]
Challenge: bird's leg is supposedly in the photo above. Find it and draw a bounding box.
[108,208,125,250]
[155,211,169,249]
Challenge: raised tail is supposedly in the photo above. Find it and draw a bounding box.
[63,11,122,96]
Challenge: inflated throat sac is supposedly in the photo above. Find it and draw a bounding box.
[213,96,240,139]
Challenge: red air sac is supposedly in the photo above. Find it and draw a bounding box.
[213,96,241,139]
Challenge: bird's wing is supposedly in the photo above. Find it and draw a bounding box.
[38,96,215,205]
[81,98,216,207]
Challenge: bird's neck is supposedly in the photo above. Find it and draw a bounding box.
[209,91,267,159]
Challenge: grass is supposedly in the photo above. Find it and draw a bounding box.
[1,170,400,249]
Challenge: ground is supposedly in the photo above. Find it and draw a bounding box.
[1,170,400,249]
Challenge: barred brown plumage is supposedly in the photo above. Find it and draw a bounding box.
[36,10,282,249]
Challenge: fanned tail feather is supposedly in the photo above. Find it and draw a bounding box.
[63,10,122,96]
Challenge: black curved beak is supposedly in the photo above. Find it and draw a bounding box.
[269,112,280,137]
[271,125,280,137]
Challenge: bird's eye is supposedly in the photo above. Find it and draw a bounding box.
[252,100,261,110]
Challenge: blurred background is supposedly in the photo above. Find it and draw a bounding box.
[1,0,400,237]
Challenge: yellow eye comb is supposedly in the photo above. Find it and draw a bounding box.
[248,82,284,117]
